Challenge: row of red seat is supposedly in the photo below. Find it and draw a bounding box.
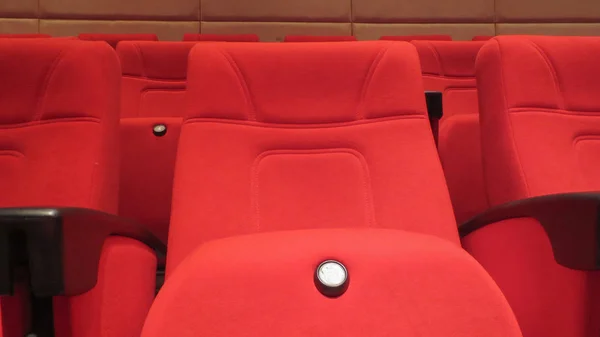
[0,32,492,45]
[0,35,598,337]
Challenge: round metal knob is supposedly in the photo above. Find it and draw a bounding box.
[153,124,167,137]
[315,260,348,297]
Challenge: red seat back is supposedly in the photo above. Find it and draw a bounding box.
[166,41,459,273]
[465,35,600,337]
[182,33,259,42]
[116,41,195,242]
[380,34,452,41]
[412,40,487,222]
[284,35,357,42]
[78,33,158,48]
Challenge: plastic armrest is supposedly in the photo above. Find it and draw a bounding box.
[0,207,166,297]
[459,192,600,270]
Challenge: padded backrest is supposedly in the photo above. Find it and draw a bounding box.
[477,36,600,205]
[284,35,357,42]
[167,41,459,273]
[0,34,51,38]
[381,35,453,41]
[412,40,487,223]
[78,33,158,48]
[116,41,193,242]
[182,33,260,41]
[0,38,120,212]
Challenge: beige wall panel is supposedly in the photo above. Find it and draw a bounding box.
[202,21,351,41]
[354,23,495,40]
[0,19,38,34]
[353,0,493,23]
[496,0,600,22]
[497,23,600,36]
[201,0,350,22]
[40,0,199,20]
[0,0,38,18]
[40,20,199,40]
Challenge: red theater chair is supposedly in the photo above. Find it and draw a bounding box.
[411,40,487,223]
[380,34,452,41]
[0,39,163,337]
[284,35,357,42]
[116,41,196,243]
[139,40,522,337]
[78,33,159,48]
[463,36,600,337]
[182,33,260,42]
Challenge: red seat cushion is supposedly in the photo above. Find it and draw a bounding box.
[182,33,259,42]
[167,41,458,274]
[284,35,357,42]
[464,35,600,337]
[380,34,453,41]
[142,228,523,337]
[411,40,487,223]
[78,33,158,48]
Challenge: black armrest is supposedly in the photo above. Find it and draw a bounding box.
[0,207,166,297]
[459,192,600,271]
[425,91,443,146]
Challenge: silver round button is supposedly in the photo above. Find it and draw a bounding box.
[153,124,167,137]
[315,260,348,297]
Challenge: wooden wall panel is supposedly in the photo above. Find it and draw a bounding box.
[202,22,351,41]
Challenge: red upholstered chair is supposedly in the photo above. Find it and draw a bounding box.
[284,35,357,42]
[116,41,196,243]
[472,35,493,41]
[380,34,453,41]
[0,39,161,337]
[463,36,600,337]
[139,41,522,337]
[78,33,158,48]
[182,33,260,42]
[411,40,487,223]
[0,34,51,38]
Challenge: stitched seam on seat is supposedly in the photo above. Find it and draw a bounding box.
[508,107,600,116]
[0,117,101,130]
[33,48,68,122]
[218,48,256,121]
[528,40,566,111]
[185,114,426,128]
[497,40,532,198]
[425,42,444,76]
[357,45,389,120]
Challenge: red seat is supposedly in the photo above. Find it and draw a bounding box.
[380,34,452,41]
[411,40,487,223]
[284,35,357,42]
[182,33,259,42]
[463,36,600,337]
[0,38,156,337]
[165,40,458,273]
[140,40,521,337]
[78,33,158,48]
[0,34,51,38]
[116,41,196,242]
[472,35,493,41]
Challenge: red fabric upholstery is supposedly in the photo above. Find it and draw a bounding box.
[472,35,493,41]
[463,36,600,337]
[0,34,51,38]
[284,35,357,42]
[167,41,458,274]
[380,34,453,41]
[0,39,156,337]
[116,41,194,242]
[143,228,522,337]
[78,33,158,48]
[412,41,487,223]
[182,33,259,42]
